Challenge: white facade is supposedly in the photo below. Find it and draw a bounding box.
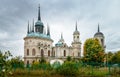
[24,6,82,64]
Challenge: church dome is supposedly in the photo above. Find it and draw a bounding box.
[35,20,43,26]
[94,24,104,37]
[94,32,104,37]
[55,41,63,46]
[73,30,80,35]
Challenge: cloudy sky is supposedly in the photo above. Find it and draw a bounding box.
[0,0,120,57]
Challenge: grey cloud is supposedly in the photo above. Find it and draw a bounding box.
[0,0,120,56]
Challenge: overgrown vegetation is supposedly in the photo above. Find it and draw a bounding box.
[1,47,120,77]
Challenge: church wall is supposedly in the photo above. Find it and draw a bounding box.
[24,37,53,64]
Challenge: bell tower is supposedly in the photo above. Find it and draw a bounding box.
[72,22,81,57]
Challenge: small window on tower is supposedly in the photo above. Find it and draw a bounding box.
[77,36,79,38]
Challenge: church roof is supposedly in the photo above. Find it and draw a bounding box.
[55,41,63,46]
[73,22,80,35]
[27,32,52,40]
[94,32,104,37]
[35,20,43,26]
[55,33,65,46]
[94,24,104,37]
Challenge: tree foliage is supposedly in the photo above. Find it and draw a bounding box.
[0,51,12,76]
[57,61,79,76]
[105,51,114,63]
[111,51,120,64]
[66,56,72,61]
[10,56,24,68]
[83,38,105,64]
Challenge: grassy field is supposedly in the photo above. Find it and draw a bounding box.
[8,67,120,77]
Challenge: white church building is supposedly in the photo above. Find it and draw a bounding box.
[24,6,105,65]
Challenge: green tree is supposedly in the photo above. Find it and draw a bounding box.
[66,56,72,61]
[111,51,120,64]
[57,61,79,76]
[83,38,105,64]
[10,56,24,68]
[39,57,46,64]
[0,51,12,77]
[106,52,114,63]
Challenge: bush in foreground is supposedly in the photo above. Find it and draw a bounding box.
[57,61,79,76]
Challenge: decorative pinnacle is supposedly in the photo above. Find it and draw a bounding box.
[61,32,63,39]
[38,4,41,21]
[27,21,29,33]
[47,24,50,36]
[32,19,34,32]
[76,21,78,31]
[98,23,100,32]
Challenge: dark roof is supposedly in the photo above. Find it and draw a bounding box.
[94,32,104,37]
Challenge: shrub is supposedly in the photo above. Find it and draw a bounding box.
[57,61,79,76]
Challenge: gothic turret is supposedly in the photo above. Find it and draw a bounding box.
[47,24,50,37]
[35,4,44,33]
[32,19,34,32]
[72,22,81,57]
[94,24,105,49]
[73,22,80,42]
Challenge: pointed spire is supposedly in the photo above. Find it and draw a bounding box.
[75,21,78,31]
[38,4,41,21]
[32,19,34,32]
[27,21,29,34]
[47,24,50,36]
[59,32,64,43]
[43,26,46,34]
[98,23,100,32]
[30,25,32,33]
[61,32,63,39]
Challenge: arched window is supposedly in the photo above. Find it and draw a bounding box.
[27,49,29,56]
[64,50,66,57]
[27,60,29,65]
[41,49,44,57]
[48,50,50,56]
[101,39,103,45]
[32,49,36,56]
[77,36,79,38]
